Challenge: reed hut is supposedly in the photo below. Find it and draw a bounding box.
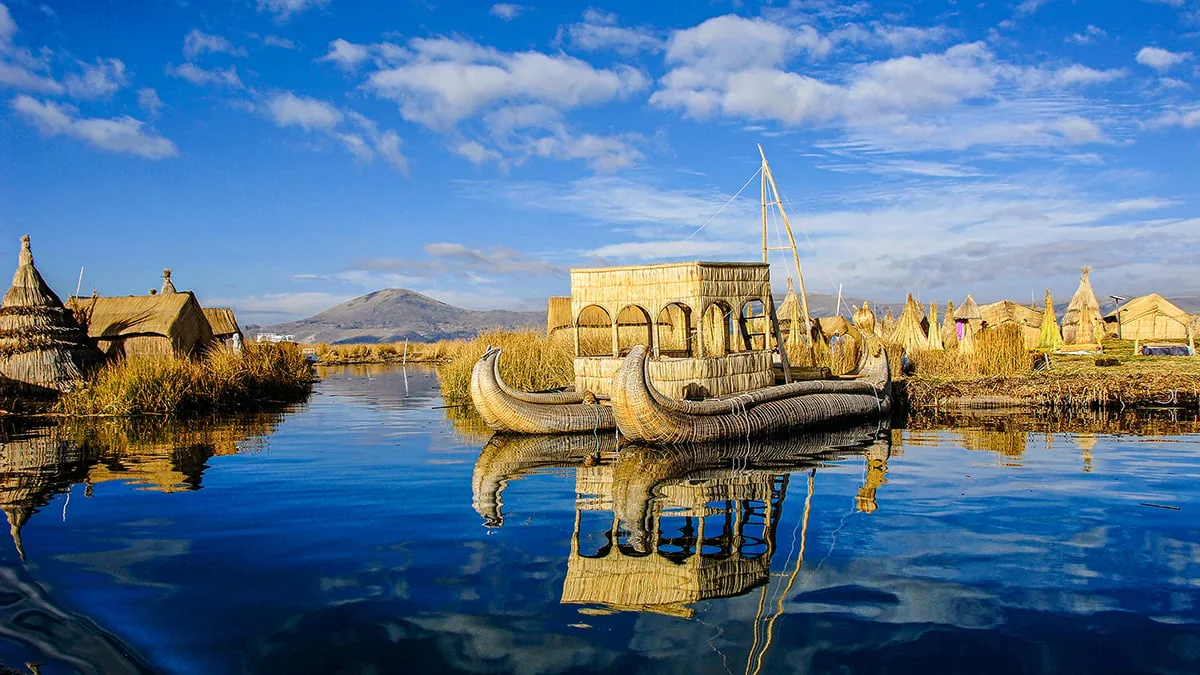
[889,294,929,353]
[1061,267,1104,346]
[0,235,102,391]
[954,294,982,340]
[941,300,958,349]
[203,307,242,346]
[980,300,1043,349]
[1104,294,1193,341]
[79,292,214,358]
[879,308,897,339]
[926,302,944,351]
[546,296,572,336]
[852,301,876,335]
[1036,290,1063,350]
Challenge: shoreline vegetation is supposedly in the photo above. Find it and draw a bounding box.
[2,343,313,418]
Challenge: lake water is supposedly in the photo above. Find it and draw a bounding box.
[2,364,1199,674]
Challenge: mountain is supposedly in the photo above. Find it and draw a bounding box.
[1168,296,1200,314]
[253,289,543,344]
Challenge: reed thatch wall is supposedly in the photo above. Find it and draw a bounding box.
[76,292,214,358]
[574,351,773,399]
[546,296,572,336]
[980,300,1043,348]
[0,236,102,391]
[1105,293,1192,341]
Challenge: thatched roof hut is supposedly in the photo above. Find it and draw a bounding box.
[1062,267,1103,345]
[76,292,214,358]
[889,294,929,353]
[980,300,1043,349]
[852,301,876,335]
[1104,293,1193,341]
[926,302,944,351]
[203,307,242,344]
[546,296,571,336]
[0,235,101,391]
[1036,290,1063,350]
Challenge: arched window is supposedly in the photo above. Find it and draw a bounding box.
[655,303,693,357]
[616,305,653,356]
[701,301,733,356]
[740,299,768,351]
[576,305,612,357]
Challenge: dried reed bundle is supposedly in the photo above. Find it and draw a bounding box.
[926,302,944,351]
[1036,289,1064,350]
[1062,266,1103,345]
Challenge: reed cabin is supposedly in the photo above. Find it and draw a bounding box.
[570,261,777,399]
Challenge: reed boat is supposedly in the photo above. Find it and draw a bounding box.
[611,341,891,445]
[470,346,616,434]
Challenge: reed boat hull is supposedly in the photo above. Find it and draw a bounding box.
[611,342,891,444]
[470,347,616,434]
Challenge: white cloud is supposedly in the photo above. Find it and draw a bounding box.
[63,58,127,98]
[11,94,178,159]
[1136,46,1192,72]
[1049,64,1125,86]
[318,38,370,70]
[183,29,244,60]
[167,62,243,88]
[263,35,296,49]
[525,130,643,172]
[267,91,342,130]
[215,291,354,319]
[366,37,648,128]
[262,92,409,172]
[562,10,663,55]
[1150,107,1200,128]
[1066,25,1106,45]
[453,140,503,165]
[1016,0,1048,14]
[489,4,526,21]
[0,3,63,94]
[257,0,328,22]
[137,87,163,115]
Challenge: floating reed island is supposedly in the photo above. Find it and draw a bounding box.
[0,235,313,417]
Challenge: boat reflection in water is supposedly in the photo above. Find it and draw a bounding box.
[473,425,891,619]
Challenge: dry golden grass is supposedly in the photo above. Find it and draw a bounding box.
[58,342,313,417]
[908,323,1031,378]
[435,329,576,406]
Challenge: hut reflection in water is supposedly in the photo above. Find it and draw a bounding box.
[472,426,891,619]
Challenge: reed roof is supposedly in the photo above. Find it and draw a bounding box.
[546,296,572,335]
[954,294,982,321]
[980,300,1042,328]
[77,293,206,339]
[203,307,241,338]
[1105,293,1190,326]
[570,261,771,318]
[0,235,101,391]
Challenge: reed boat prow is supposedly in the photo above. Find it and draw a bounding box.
[469,347,616,434]
[611,342,891,445]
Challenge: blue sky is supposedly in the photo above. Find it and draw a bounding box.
[2,0,1199,323]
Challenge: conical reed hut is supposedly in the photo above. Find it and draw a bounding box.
[957,316,977,354]
[1036,290,1063,350]
[1061,266,1103,345]
[941,300,958,349]
[926,302,944,351]
[0,235,102,391]
[889,294,929,353]
[879,308,897,340]
[954,294,982,340]
[853,301,876,336]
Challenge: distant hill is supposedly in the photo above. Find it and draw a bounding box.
[1168,296,1200,314]
[253,289,542,344]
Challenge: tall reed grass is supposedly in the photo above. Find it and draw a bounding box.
[58,342,313,417]
[908,323,1032,378]
[436,329,575,405]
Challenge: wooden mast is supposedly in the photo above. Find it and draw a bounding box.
[758,144,816,363]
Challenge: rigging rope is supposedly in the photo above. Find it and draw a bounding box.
[684,167,763,242]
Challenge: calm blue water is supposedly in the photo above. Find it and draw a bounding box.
[1,364,1198,674]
